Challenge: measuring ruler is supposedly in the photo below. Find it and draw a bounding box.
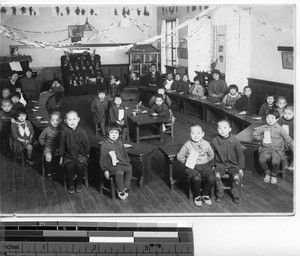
[0,221,193,255]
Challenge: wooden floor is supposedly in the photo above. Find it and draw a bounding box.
[0,94,294,215]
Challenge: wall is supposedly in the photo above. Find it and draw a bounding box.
[0,5,158,67]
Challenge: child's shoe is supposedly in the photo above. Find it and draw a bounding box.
[194,196,202,207]
[125,188,129,198]
[263,174,271,183]
[215,197,223,203]
[67,186,75,194]
[270,177,277,184]
[202,196,212,205]
[233,194,240,204]
[118,190,127,200]
[46,173,53,180]
[76,184,83,193]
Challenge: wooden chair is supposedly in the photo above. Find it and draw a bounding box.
[164,113,175,138]
[261,158,287,181]
[101,175,116,200]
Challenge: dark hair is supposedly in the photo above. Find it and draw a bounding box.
[1,98,12,105]
[243,86,252,92]
[10,70,18,78]
[155,93,164,100]
[53,77,60,83]
[113,94,123,101]
[106,122,122,134]
[211,69,221,76]
[193,76,201,82]
[15,107,27,118]
[228,84,239,92]
[2,87,11,93]
[150,63,157,68]
[25,68,32,72]
[11,92,21,99]
[266,109,280,119]
[276,96,287,104]
[190,124,203,132]
[97,89,106,94]
[217,118,231,127]
[157,87,165,91]
[264,92,276,99]
[284,105,294,112]
[50,111,62,119]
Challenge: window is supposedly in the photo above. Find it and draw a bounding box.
[165,19,177,66]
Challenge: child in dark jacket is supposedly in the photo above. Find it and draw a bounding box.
[91,90,108,137]
[149,94,169,117]
[211,119,245,204]
[99,123,132,200]
[59,111,90,194]
[171,74,181,91]
[235,86,257,114]
[149,87,171,108]
[275,96,287,118]
[11,92,25,111]
[177,74,190,93]
[258,92,275,117]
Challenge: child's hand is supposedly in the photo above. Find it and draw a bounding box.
[151,113,158,116]
[104,171,110,180]
[24,139,30,144]
[239,111,247,115]
[11,118,15,124]
[59,157,63,166]
[239,169,244,177]
[119,120,125,125]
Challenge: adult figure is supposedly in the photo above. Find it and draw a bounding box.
[20,68,40,101]
[144,63,162,87]
[5,70,22,93]
[207,69,228,99]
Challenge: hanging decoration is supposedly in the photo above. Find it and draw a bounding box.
[52,6,98,16]
[0,6,39,15]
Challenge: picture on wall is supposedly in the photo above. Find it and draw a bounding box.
[281,51,293,69]
[68,25,84,38]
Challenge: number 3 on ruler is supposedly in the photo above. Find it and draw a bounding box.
[144,245,149,252]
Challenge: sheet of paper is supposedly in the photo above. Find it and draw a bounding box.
[185,149,199,169]
[109,151,119,166]
[118,109,124,121]
[282,124,289,135]
[263,130,271,144]
[9,61,23,71]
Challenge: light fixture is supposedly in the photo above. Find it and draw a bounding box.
[118,17,132,28]
[83,17,93,31]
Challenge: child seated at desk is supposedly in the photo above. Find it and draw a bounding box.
[258,92,276,117]
[278,105,294,170]
[188,76,206,97]
[109,94,128,140]
[275,96,287,118]
[11,92,26,111]
[235,86,257,114]
[171,73,181,91]
[99,123,132,200]
[212,119,245,203]
[0,99,15,156]
[207,69,228,99]
[149,87,171,108]
[222,84,240,107]
[177,124,215,206]
[252,109,293,184]
[91,89,108,137]
[39,111,62,180]
[59,111,90,194]
[10,107,35,165]
[163,73,174,90]
[149,94,169,117]
[177,74,190,94]
[49,78,65,107]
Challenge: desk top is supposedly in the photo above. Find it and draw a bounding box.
[235,124,261,146]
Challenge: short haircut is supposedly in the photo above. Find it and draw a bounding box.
[266,109,280,119]
[243,86,252,92]
[217,119,231,127]
[97,89,106,94]
[15,107,27,118]
[1,98,12,105]
[106,122,122,134]
[276,96,287,103]
[11,92,21,99]
[113,94,123,101]
[190,124,203,132]
[228,84,239,91]
[150,63,157,68]
[175,73,181,77]
[2,87,10,93]
[10,70,18,77]
[155,93,164,100]
[65,110,79,119]
[157,87,165,91]
[50,111,62,119]
[53,77,60,83]
[284,105,294,112]
[167,72,173,76]
[265,92,276,99]
[193,76,200,82]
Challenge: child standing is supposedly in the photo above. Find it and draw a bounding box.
[109,94,128,140]
[163,73,174,90]
[258,92,275,117]
[253,109,293,184]
[38,111,62,180]
[49,78,65,107]
[59,111,90,194]
[222,84,241,107]
[149,87,171,108]
[11,92,25,111]
[91,90,108,137]
[188,76,206,97]
[177,124,215,206]
[275,96,287,118]
[0,99,15,156]
[99,123,133,200]
[177,74,190,93]
[212,119,245,203]
[10,107,35,165]
[235,86,257,114]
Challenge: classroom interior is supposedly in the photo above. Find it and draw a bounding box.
[0,4,295,215]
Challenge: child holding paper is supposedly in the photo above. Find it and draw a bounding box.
[253,109,293,184]
[99,123,132,200]
[109,94,127,140]
[177,124,215,206]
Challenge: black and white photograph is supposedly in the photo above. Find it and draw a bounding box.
[0,1,298,255]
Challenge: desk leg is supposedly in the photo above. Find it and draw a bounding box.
[136,126,140,143]
[160,123,163,142]
[163,156,175,190]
